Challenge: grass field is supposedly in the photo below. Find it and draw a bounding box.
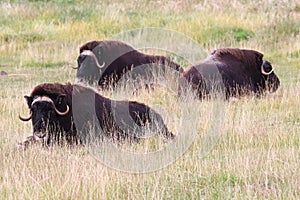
[0,0,299,199]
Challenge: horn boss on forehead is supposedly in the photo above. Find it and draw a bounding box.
[31,96,70,116]
[80,50,105,69]
[19,95,70,121]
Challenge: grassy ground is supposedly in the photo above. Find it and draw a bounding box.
[0,0,299,199]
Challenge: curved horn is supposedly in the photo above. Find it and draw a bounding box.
[51,104,70,116]
[19,112,32,121]
[93,53,105,69]
[32,96,70,116]
[261,61,273,76]
[97,61,105,68]
[72,66,78,69]
[81,50,105,69]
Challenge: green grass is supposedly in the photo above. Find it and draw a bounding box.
[0,0,299,199]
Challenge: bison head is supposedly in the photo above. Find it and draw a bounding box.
[75,50,105,84]
[75,41,134,85]
[238,49,280,93]
[211,48,280,94]
[260,60,280,92]
[19,95,70,144]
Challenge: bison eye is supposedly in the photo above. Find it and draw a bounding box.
[30,104,37,112]
[77,54,87,66]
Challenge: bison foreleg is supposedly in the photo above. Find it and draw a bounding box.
[17,135,43,150]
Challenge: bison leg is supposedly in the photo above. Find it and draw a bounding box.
[17,135,42,150]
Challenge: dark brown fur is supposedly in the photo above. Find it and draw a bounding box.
[182,48,280,98]
[20,83,174,146]
[76,40,183,88]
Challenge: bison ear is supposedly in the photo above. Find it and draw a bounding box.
[24,96,33,109]
[56,94,67,105]
[256,52,264,62]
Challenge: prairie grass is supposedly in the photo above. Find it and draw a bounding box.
[0,0,299,199]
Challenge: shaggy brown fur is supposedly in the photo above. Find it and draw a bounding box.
[76,40,183,88]
[20,83,174,147]
[181,48,280,98]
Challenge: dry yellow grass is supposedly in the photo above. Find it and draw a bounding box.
[0,0,299,199]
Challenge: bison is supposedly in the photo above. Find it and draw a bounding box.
[18,83,175,148]
[75,40,183,88]
[181,48,280,98]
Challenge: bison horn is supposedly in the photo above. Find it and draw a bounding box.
[97,61,105,69]
[82,50,105,69]
[32,96,70,116]
[52,104,69,116]
[19,112,32,121]
[94,53,105,69]
[72,66,78,69]
[261,61,273,76]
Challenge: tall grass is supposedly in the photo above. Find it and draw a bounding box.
[0,0,299,199]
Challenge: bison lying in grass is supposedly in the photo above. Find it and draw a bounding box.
[181,48,280,99]
[75,40,183,88]
[18,83,175,148]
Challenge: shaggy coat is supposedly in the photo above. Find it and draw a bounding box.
[76,40,183,88]
[181,48,280,98]
[19,83,174,146]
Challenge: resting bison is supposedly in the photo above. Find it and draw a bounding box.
[75,40,183,88]
[181,48,280,98]
[18,83,174,148]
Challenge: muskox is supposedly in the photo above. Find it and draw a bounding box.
[75,40,183,88]
[181,48,280,98]
[18,83,175,148]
